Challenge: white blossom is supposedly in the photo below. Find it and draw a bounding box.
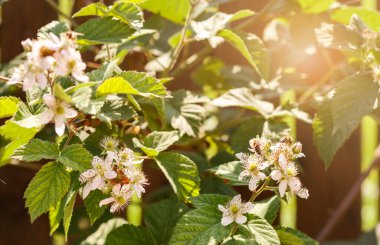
[236,153,268,191]
[39,94,78,136]
[124,167,148,198]
[108,148,142,168]
[99,184,132,213]
[80,156,117,199]
[270,153,309,199]
[218,194,253,226]
[99,136,120,152]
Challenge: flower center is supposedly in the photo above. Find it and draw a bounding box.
[248,162,257,172]
[55,105,65,115]
[115,196,127,205]
[286,167,296,177]
[229,204,239,214]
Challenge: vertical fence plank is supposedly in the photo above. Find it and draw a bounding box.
[280,90,297,228]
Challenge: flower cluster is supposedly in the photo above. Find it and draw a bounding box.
[237,135,309,199]
[9,32,88,91]
[79,137,148,213]
[218,195,253,226]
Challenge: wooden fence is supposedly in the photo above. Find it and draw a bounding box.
[0,0,378,244]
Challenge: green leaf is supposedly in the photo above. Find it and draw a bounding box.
[133,131,179,156]
[58,144,93,172]
[209,161,246,186]
[0,96,19,118]
[201,177,238,196]
[145,197,189,244]
[38,21,69,39]
[275,226,318,245]
[154,152,200,202]
[246,214,280,245]
[170,205,231,245]
[105,224,153,245]
[54,83,72,103]
[84,189,108,225]
[222,235,257,244]
[72,87,105,115]
[331,6,380,31]
[96,96,136,126]
[73,2,108,18]
[109,2,144,30]
[76,17,135,45]
[212,88,274,116]
[231,117,266,153]
[87,61,121,82]
[82,218,127,245]
[140,0,190,24]
[250,196,280,224]
[24,162,70,222]
[191,194,230,208]
[49,174,81,236]
[0,121,39,166]
[313,73,379,167]
[96,71,167,97]
[12,139,60,162]
[164,90,209,137]
[63,192,76,239]
[217,29,269,81]
[74,2,144,30]
[296,0,334,14]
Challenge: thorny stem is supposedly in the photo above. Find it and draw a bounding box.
[162,1,195,77]
[249,177,271,202]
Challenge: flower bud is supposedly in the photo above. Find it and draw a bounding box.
[292,142,302,154]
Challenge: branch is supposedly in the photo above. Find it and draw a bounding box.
[316,144,380,242]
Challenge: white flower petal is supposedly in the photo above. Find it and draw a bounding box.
[64,108,77,119]
[279,180,288,197]
[91,175,102,190]
[80,169,96,179]
[279,153,287,169]
[270,170,282,181]
[104,170,117,179]
[112,184,122,195]
[248,178,258,191]
[218,204,227,213]
[221,216,234,226]
[82,183,92,199]
[43,94,56,107]
[39,110,54,125]
[235,215,247,224]
[99,197,114,207]
[54,118,65,136]
[238,170,250,180]
[243,202,254,213]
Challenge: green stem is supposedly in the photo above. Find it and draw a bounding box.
[229,223,239,237]
[249,177,271,202]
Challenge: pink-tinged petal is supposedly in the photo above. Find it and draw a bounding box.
[39,110,54,124]
[218,204,227,213]
[36,73,48,88]
[23,77,35,91]
[91,175,102,190]
[279,153,287,169]
[231,194,241,204]
[82,183,92,199]
[297,188,309,199]
[43,94,56,107]
[238,170,250,180]
[92,156,103,168]
[112,184,122,195]
[289,178,301,193]
[104,170,117,179]
[259,172,266,180]
[243,202,254,213]
[99,197,114,207]
[64,108,77,119]
[279,180,288,197]
[235,153,244,161]
[54,118,65,136]
[235,215,247,224]
[248,178,258,191]
[270,170,282,181]
[221,216,234,226]
[80,169,96,179]
[110,203,120,213]
[73,71,89,83]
